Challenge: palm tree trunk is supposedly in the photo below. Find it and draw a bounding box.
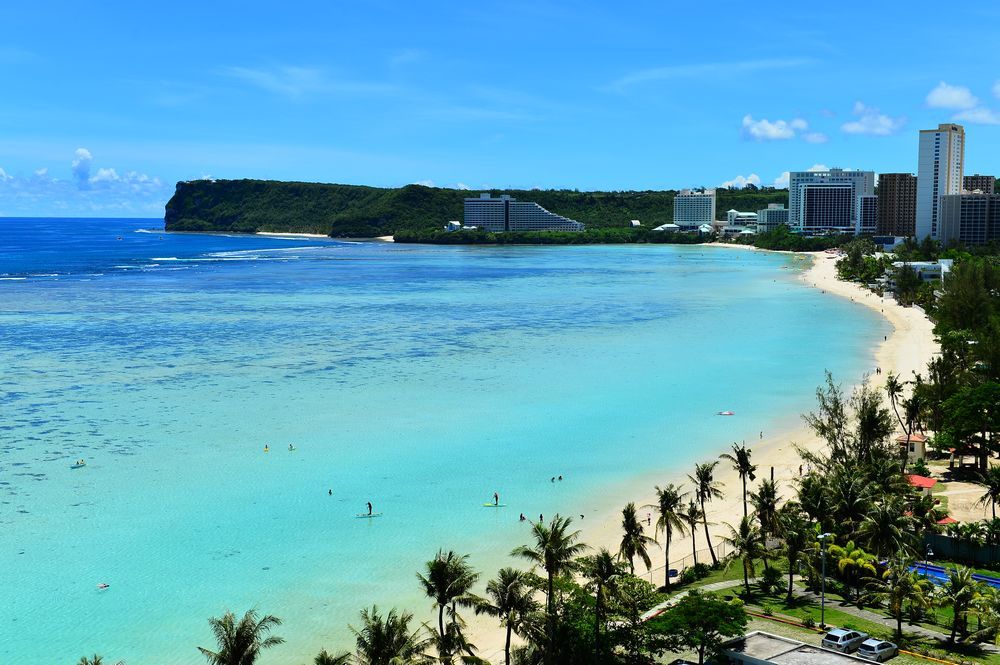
[664,536,671,590]
[691,525,698,565]
[700,498,718,565]
[743,559,750,597]
[505,622,512,665]
[896,614,903,641]
[593,588,602,664]
[438,605,446,643]
[546,571,555,664]
[787,556,795,602]
[742,474,748,517]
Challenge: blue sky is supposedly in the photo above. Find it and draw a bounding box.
[2,1,1000,216]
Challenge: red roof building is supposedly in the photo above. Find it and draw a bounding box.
[907,474,937,489]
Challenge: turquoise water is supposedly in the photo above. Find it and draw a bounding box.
[0,219,888,664]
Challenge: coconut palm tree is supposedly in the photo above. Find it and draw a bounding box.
[618,502,656,574]
[198,609,284,665]
[314,650,352,665]
[858,499,914,558]
[416,549,480,662]
[828,471,871,535]
[474,567,539,665]
[976,465,1000,520]
[940,567,986,642]
[649,483,687,589]
[511,514,586,664]
[868,559,932,640]
[78,657,103,665]
[721,514,762,597]
[579,549,623,663]
[682,500,704,566]
[778,503,812,602]
[350,605,432,665]
[828,541,877,607]
[796,473,829,526]
[689,461,724,565]
[750,479,780,568]
[720,442,757,517]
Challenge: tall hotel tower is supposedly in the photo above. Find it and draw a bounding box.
[916,123,964,239]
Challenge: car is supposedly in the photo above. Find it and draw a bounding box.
[856,639,899,662]
[821,628,869,653]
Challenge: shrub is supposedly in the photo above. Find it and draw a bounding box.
[759,566,784,595]
[802,616,816,629]
[762,604,774,616]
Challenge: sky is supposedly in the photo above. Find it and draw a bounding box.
[2,0,1000,217]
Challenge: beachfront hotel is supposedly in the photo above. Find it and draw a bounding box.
[463,193,584,232]
[916,123,965,239]
[788,168,875,234]
[964,174,996,194]
[939,193,1000,246]
[755,203,788,233]
[673,189,716,228]
[877,173,917,237]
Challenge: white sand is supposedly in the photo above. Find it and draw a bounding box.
[470,247,939,661]
[255,231,331,239]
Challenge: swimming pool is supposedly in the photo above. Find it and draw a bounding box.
[910,563,1000,589]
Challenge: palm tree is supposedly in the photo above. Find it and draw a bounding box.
[778,503,812,602]
[977,465,1000,520]
[828,471,871,534]
[618,502,656,574]
[78,657,103,665]
[475,567,539,665]
[940,567,986,642]
[796,473,829,525]
[649,483,687,589]
[750,479,780,568]
[858,499,914,558]
[198,609,284,665]
[721,514,762,597]
[828,541,877,607]
[416,549,480,662]
[689,461,724,565]
[682,500,704,565]
[720,442,757,517]
[314,650,352,665]
[350,605,432,665]
[579,549,622,663]
[511,514,586,664]
[868,559,932,640]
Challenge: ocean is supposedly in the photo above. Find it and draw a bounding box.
[0,218,888,664]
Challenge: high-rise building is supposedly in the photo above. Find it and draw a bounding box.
[916,123,965,239]
[789,168,875,234]
[860,195,878,235]
[463,193,584,232]
[877,173,917,237]
[673,189,716,227]
[756,203,789,232]
[939,193,1000,246]
[964,174,996,194]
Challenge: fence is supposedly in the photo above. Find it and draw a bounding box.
[925,533,1000,566]
[640,540,734,586]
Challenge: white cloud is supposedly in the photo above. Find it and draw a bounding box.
[773,172,790,188]
[219,65,395,98]
[926,82,979,110]
[742,115,808,141]
[71,148,93,189]
[953,106,1000,125]
[840,102,906,136]
[455,182,471,190]
[609,58,813,90]
[33,167,47,177]
[803,132,828,144]
[720,173,761,189]
[994,81,1000,99]
[807,164,830,172]
[412,179,435,187]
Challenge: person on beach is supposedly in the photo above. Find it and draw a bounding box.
[493,491,499,506]
[367,501,373,516]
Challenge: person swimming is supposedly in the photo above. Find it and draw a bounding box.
[367,501,373,516]
[288,444,294,451]
[558,475,563,481]
[263,445,269,453]
[493,491,499,506]
[328,489,332,496]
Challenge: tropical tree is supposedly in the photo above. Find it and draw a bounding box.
[682,500,705,566]
[350,605,432,665]
[198,609,284,665]
[649,483,687,589]
[416,549,480,663]
[867,559,932,639]
[858,499,914,558]
[655,590,748,665]
[78,657,103,665]
[977,465,1000,520]
[828,542,877,607]
[511,514,586,664]
[779,503,812,602]
[314,650,352,665]
[475,567,538,665]
[796,473,829,526]
[720,442,757,517]
[750,479,780,568]
[939,567,987,642]
[689,461,724,565]
[827,471,871,535]
[618,501,656,574]
[579,549,623,663]
[721,514,762,597]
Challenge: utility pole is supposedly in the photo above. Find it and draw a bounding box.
[819,533,833,629]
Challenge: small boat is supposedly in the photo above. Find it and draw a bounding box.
[71,460,86,469]
[96,583,110,589]
[717,411,735,416]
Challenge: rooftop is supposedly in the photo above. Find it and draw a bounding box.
[908,474,938,489]
[724,632,870,665]
[896,433,928,444]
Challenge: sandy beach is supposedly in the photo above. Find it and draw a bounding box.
[471,247,940,661]
[255,231,331,239]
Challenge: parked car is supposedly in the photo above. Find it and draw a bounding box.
[821,629,869,653]
[856,639,898,662]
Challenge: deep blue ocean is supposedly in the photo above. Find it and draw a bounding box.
[0,218,888,664]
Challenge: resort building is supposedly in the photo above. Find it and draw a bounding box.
[876,173,917,237]
[673,189,716,228]
[789,168,875,234]
[916,123,965,239]
[463,193,584,232]
[651,222,681,232]
[897,432,928,463]
[756,203,789,232]
[964,174,995,194]
[859,195,878,235]
[726,209,758,226]
[939,193,1000,246]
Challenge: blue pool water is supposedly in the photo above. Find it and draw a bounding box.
[0,218,888,664]
[911,563,1000,589]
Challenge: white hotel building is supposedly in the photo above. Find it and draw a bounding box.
[463,194,584,232]
[673,189,716,228]
[916,123,965,239]
[788,168,875,234]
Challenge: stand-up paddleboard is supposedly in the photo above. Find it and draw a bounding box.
[482,503,508,507]
[717,411,735,416]
[356,513,383,519]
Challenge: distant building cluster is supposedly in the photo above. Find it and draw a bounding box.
[457,193,584,233]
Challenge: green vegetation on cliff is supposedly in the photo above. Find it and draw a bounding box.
[164,179,788,237]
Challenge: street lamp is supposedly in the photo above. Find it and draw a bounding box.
[818,533,833,629]
[925,544,934,570]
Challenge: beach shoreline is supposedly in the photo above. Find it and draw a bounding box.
[469,246,939,661]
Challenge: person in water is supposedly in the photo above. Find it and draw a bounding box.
[493,492,499,506]
[328,489,332,496]
[288,444,294,451]
[263,445,269,453]
[367,501,373,516]
[519,513,525,521]
[558,475,563,481]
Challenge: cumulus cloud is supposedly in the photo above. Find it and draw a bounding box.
[773,172,790,188]
[33,167,47,177]
[840,102,906,136]
[455,182,471,190]
[803,132,828,144]
[720,173,761,189]
[71,148,93,188]
[954,107,1000,125]
[742,115,802,140]
[926,82,979,110]
[0,167,12,182]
